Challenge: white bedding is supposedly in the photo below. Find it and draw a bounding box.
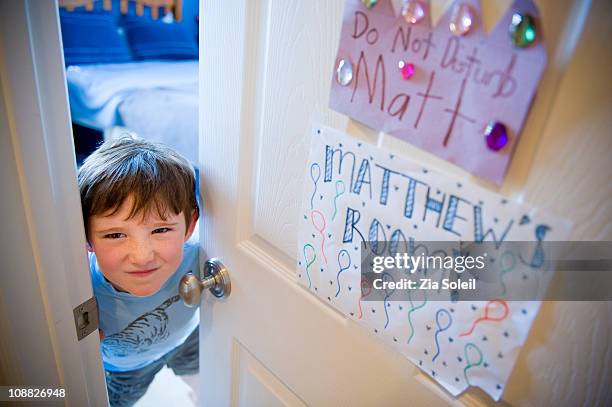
[66,61,198,163]
[118,87,198,163]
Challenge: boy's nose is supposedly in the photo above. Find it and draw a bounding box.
[129,239,155,266]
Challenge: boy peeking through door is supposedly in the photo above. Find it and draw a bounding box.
[78,137,200,406]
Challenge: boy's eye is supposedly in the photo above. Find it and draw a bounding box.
[152,227,172,234]
[104,233,125,239]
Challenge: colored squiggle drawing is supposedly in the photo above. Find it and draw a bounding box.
[463,343,484,385]
[335,249,351,297]
[310,163,320,210]
[460,300,509,337]
[407,290,427,344]
[432,308,453,362]
[302,244,316,289]
[331,180,346,221]
[499,251,516,295]
[382,272,395,329]
[310,210,328,264]
[358,279,372,319]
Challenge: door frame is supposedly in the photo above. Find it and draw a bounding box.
[0,1,107,404]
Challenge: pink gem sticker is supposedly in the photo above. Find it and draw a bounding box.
[398,60,415,80]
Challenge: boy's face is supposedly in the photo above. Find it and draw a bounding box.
[87,197,197,296]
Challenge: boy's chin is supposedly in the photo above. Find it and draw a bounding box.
[109,279,164,297]
[127,283,164,297]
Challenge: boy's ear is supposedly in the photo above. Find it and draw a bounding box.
[184,208,199,240]
[86,241,94,252]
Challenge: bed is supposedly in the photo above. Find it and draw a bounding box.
[59,0,199,164]
[66,60,198,163]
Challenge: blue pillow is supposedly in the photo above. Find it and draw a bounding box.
[122,15,198,60]
[59,10,132,66]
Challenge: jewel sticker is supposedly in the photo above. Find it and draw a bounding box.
[398,60,415,80]
[509,12,536,48]
[449,3,476,36]
[402,0,426,24]
[336,59,353,86]
[484,121,509,151]
[361,0,378,9]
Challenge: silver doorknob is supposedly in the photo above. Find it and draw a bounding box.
[179,258,231,307]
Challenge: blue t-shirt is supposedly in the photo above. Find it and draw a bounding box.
[89,242,200,372]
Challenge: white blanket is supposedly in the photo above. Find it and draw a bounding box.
[66,60,198,130]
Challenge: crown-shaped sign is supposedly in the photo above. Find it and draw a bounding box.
[329,0,547,184]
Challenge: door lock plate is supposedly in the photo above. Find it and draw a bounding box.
[73,297,99,341]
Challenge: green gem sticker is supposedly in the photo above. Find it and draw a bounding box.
[509,12,536,48]
[362,0,378,9]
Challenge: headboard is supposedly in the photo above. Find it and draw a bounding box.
[58,0,183,21]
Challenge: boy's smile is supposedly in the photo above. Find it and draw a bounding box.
[88,196,197,296]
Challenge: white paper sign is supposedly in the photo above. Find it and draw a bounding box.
[296,124,571,400]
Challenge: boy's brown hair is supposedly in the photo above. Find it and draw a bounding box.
[78,137,198,239]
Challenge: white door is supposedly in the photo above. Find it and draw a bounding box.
[198,1,611,406]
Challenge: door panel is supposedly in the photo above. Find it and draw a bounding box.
[200,0,609,406]
[232,340,307,407]
[252,1,350,259]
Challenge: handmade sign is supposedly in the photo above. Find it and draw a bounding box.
[329,0,547,184]
[296,124,571,400]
